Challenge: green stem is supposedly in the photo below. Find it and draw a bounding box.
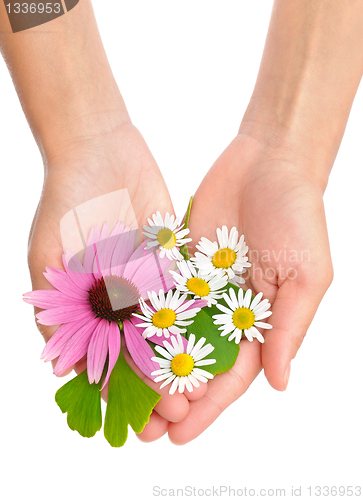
[180,195,193,260]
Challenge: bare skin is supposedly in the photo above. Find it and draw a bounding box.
[0,1,207,432]
[2,0,363,444]
[138,131,333,443]
[28,123,209,425]
[168,133,333,442]
[139,0,363,443]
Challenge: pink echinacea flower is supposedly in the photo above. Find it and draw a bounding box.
[23,222,175,388]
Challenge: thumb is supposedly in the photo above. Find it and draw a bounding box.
[262,266,333,391]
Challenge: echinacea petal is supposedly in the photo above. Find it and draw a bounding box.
[44,266,87,300]
[87,320,110,384]
[53,317,101,376]
[62,253,95,290]
[82,226,99,273]
[123,320,160,379]
[36,305,92,326]
[110,228,138,277]
[41,313,92,362]
[23,289,86,309]
[97,222,127,275]
[101,321,121,390]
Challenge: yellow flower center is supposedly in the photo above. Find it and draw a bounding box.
[212,248,237,269]
[171,353,195,377]
[186,277,210,297]
[157,228,177,249]
[232,307,255,330]
[152,308,177,328]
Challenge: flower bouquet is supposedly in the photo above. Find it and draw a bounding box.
[24,196,272,446]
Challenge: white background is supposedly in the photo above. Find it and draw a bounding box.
[1,1,362,499]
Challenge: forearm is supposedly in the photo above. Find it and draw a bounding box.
[241,0,363,179]
[0,0,129,160]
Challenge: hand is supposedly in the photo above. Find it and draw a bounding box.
[27,120,208,441]
[165,132,333,444]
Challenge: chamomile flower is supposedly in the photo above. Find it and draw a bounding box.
[212,287,272,343]
[170,259,228,306]
[151,333,216,394]
[133,289,205,339]
[192,226,250,284]
[142,212,192,260]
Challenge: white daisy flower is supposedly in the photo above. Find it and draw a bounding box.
[133,289,203,338]
[191,226,251,285]
[212,287,272,344]
[142,211,192,260]
[151,333,216,394]
[170,259,228,306]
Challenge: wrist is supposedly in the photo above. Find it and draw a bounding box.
[234,116,330,194]
[36,89,131,163]
[237,0,363,189]
[1,0,131,162]
[238,109,332,192]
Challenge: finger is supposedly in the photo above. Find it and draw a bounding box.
[183,381,208,401]
[136,411,169,442]
[168,339,262,445]
[262,268,333,391]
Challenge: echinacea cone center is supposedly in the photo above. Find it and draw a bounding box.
[152,308,177,328]
[88,275,140,323]
[157,228,177,249]
[186,277,210,297]
[212,248,237,269]
[171,353,194,377]
[232,307,255,330]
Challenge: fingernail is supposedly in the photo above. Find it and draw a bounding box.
[284,362,291,389]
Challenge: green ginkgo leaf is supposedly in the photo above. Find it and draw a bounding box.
[55,370,102,438]
[104,349,161,447]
